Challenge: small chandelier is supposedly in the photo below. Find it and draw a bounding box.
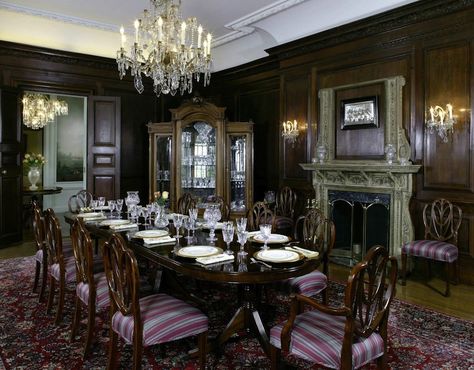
[116,0,212,97]
[282,120,299,144]
[22,93,68,130]
[426,104,456,143]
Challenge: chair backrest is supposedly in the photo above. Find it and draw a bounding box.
[68,190,93,213]
[423,198,462,245]
[43,208,65,267]
[275,186,297,219]
[177,193,196,215]
[341,245,397,365]
[207,195,230,221]
[71,218,96,288]
[32,201,45,253]
[294,208,336,275]
[103,233,142,338]
[247,201,275,231]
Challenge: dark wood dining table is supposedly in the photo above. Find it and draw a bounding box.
[64,213,320,357]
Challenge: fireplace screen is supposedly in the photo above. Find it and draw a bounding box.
[329,190,390,266]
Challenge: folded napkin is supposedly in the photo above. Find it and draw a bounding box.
[285,246,319,259]
[109,223,138,231]
[196,254,235,265]
[78,213,105,219]
[143,236,176,246]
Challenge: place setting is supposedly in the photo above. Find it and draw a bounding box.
[175,245,235,266]
[248,224,290,250]
[130,228,175,247]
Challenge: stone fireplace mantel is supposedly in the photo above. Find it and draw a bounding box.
[302,76,421,258]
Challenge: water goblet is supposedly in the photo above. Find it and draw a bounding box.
[107,200,116,218]
[116,199,123,217]
[172,213,184,242]
[259,224,272,250]
[236,217,247,232]
[237,230,248,257]
[141,206,150,226]
[129,204,139,223]
[188,207,198,237]
[222,222,235,255]
[98,196,106,208]
[91,199,98,210]
[146,204,154,225]
[183,216,193,243]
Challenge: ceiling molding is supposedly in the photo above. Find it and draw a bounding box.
[213,0,307,47]
[0,1,118,32]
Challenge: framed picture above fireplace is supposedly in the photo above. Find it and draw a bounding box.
[340,96,378,130]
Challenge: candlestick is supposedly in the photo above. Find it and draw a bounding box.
[197,25,202,48]
[158,17,163,42]
[206,33,212,55]
[134,19,139,43]
[120,26,125,48]
[181,22,186,45]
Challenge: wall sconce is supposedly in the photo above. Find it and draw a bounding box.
[426,104,456,143]
[282,120,299,144]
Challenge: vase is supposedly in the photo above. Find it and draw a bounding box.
[27,166,40,190]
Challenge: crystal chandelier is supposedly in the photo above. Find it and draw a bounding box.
[426,104,456,143]
[22,93,68,130]
[116,0,212,97]
[282,120,299,144]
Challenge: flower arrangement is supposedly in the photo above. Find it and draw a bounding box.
[23,153,46,168]
[154,191,169,206]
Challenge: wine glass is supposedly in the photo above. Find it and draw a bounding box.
[172,213,184,242]
[236,217,247,232]
[183,216,193,243]
[107,200,116,218]
[116,199,123,217]
[259,224,272,250]
[141,206,149,226]
[188,207,198,238]
[237,230,248,257]
[98,196,106,208]
[91,199,98,210]
[222,221,235,255]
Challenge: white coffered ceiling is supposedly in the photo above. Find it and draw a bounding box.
[0,0,417,71]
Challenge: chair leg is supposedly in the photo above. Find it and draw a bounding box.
[54,278,66,325]
[322,286,329,305]
[444,262,451,297]
[33,261,41,292]
[70,296,82,341]
[83,302,96,358]
[376,353,388,369]
[39,262,48,302]
[47,277,56,314]
[270,344,281,370]
[132,336,143,370]
[198,331,207,370]
[401,252,407,286]
[107,328,119,370]
[454,259,460,285]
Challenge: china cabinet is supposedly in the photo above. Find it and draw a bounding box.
[148,100,253,216]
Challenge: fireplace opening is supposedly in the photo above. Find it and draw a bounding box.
[329,190,390,266]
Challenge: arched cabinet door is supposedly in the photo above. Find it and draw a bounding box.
[0,86,22,245]
[148,100,253,217]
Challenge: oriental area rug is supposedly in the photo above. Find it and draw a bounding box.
[0,256,473,369]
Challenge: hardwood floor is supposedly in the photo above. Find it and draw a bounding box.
[1,235,473,321]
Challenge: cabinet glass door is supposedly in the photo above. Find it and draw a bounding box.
[155,135,172,195]
[229,135,247,212]
[181,121,216,203]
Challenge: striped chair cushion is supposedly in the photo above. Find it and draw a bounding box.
[112,293,208,347]
[51,256,76,283]
[274,216,293,229]
[289,270,327,297]
[402,240,458,263]
[270,309,384,369]
[76,272,110,309]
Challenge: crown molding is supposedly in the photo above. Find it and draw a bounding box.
[213,0,307,47]
[0,1,118,32]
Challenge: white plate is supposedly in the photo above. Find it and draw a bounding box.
[134,229,169,238]
[177,246,222,258]
[94,205,110,211]
[252,234,289,244]
[100,219,131,226]
[77,212,103,218]
[197,222,224,230]
[255,249,301,263]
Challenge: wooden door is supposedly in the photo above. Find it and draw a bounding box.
[87,96,121,200]
[0,87,22,246]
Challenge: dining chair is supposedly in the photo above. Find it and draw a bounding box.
[247,201,275,231]
[287,208,336,305]
[177,192,196,215]
[103,233,209,370]
[270,245,398,370]
[32,201,49,301]
[70,218,109,358]
[68,190,93,213]
[401,198,461,297]
[274,186,297,236]
[44,208,78,325]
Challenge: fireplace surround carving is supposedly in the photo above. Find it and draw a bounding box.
[301,76,421,258]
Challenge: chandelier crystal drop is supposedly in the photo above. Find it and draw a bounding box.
[116,0,212,97]
[22,93,68,130]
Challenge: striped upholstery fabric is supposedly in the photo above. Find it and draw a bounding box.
[289,270,327,297]
[35,249,43,263]
[51,256,76,283]
[76,272,110,309]
[270,309,384,369]
[112,293,208,347]
[402,240,458,263]
[274,216,293,228]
